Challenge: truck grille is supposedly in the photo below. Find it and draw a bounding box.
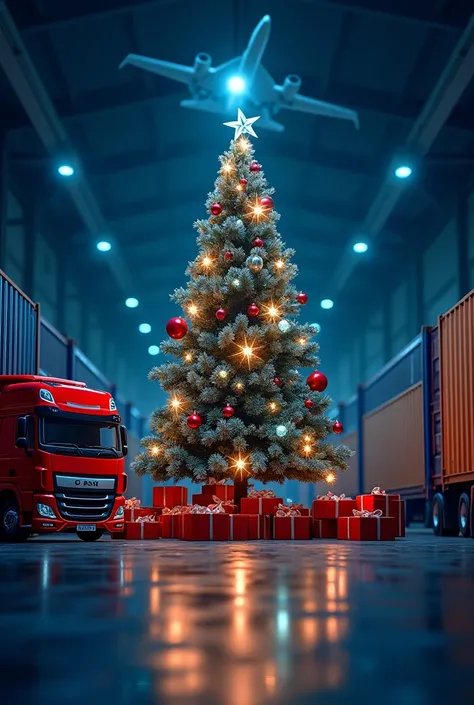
[55,490,115,521]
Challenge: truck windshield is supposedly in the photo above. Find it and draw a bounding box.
[41,417,120,451]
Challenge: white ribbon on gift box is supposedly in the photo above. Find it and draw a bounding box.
[360,493,390,515]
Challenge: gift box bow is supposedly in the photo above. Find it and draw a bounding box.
[371,487,386,495]
[162,505,192,515]
[125,497,141,509]
[190,503,225,514]
[136,514,156,523]
[209,495,235,511]
[316,492,347,501]
[248,489,275,498]
[275,503,301,517]
[207,478,229,485]
[352,509,383,518]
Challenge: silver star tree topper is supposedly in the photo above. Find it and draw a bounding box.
[224,109,260,139]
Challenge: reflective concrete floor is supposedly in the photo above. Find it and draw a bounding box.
[1,531,473,705]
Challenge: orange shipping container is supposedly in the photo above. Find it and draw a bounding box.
[439,290,474,486]
[363,384,425,494]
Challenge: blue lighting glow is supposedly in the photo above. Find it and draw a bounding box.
[310,323,321,333]
[227,76,246,94]
[395,165,412,179]
[320,299,334,310]
[58,164,74,177]
[96,241,111,252]
[353,242,368,254]
[139,323,152,334]
[125,297,139,308]
[148,345,160,356]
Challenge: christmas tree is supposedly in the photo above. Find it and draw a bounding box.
[133,110,352,504]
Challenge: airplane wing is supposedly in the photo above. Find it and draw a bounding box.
[119,54,195,84]
[281,92,359,129]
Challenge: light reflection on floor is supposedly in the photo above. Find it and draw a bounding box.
[0,533,473,704]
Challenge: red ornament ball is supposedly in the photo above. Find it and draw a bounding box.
[223,404,235,419]
[187,412,202,430]
[249,161,261,172]
[248,303,260,317]
[260,196,274,212]
[304,399,314,409]
[274,377,281,387]
[297,292,308,305]
[166,316,188,340]
[253,237,264,248]
[224,251,233,260]
[216,308,227,321]
[333,420,344,435]
[306,370,328,392]
[239,178,248,187]
[210,202,222,216]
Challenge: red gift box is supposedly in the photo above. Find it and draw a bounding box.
[181,513,230,541]
[229,515,249,540]
[312,495,357,519]
[337,513,397,541]
[124,506,161,522]
[274,516,312,540]
[248,514,272,539]
[312,518,338,539]
[201,484,234,501]
[356,487,400,517]
[241,497,282,515]
[153,485,188,509]
[123,521,162,540]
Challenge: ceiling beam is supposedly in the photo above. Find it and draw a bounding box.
[326,12,474,298]
[15,0,466,33]
[87,139,377,179]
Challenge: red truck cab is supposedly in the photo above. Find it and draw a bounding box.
[0,375,128,542]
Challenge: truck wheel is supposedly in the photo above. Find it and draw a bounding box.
[432,493,458,536]
[77,530,104,542]
[458,493,470,538]
[0,498,30,542]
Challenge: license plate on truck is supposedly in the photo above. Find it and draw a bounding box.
[77,524,96,532]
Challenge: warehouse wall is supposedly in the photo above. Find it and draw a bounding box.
[333,189,474,403]
[2,186,136,401]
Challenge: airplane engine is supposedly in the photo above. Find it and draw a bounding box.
[282,74,302,102]
[193,53,212,80]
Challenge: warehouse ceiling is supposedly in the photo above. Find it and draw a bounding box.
[1,0,474,411]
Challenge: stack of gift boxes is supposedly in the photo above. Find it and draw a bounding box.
[117,483,405,542]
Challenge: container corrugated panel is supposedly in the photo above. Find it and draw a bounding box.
[74,347,111,393]
[363,384,425,495]
[439,291,474,485]
[39,318,68,378]
[314,431,359,498]
[363,336,422,415]
[0,269,39,374]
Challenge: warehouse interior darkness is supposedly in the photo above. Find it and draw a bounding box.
[1,1,474,704]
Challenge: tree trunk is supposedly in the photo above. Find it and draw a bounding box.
[233,476,248,511]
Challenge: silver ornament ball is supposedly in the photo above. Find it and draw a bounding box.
[246,255,264,273]
[276,424,288,438]
[278,319,291,333]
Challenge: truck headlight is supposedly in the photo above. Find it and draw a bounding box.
[114,506,124,519]
[37,503,57,519]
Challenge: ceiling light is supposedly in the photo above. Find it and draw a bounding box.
[227,76,246,94]
[353,241,368,254]
[148,345,160,356]
[139,323,151,334]
[57,164,74,177]
[125,297,139,308]
[96,241,111,252]
[394,165,412,179]
[320,299,334,310]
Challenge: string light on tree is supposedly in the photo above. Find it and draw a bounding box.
[263,302,281,321]
[228,452,251,479]
[231,335,264,369]
[218,370,228,379]
[326,472,336,484]
[188,303,199,316]
[184,352,193,363]
[232,278,241,288]
[169,396,185,414]
[150,445,160,456]
[298,337,307,346]
[275,259,285,270]
[269,401,279,412]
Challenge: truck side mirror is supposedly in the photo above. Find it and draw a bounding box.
[16,417,28,450]
[120,425,128,456]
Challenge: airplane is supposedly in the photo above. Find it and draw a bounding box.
[119,15,359,133]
